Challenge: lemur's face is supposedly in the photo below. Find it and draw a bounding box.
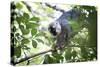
[48,21,61,36]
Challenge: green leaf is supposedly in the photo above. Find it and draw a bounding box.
[13,26,17,32]
[15,33,20,40]
[72,50,77,58]
[16,16,27,24]
[32,40,37,48]
[52,52,63,62]
[26,23,39,29]
[52,52,59,58]
[23,29,30,35]
[30,16,40,22]
[16,2,23,9]
[36,39,44,44]
[43,54,56,64]
[65,49,71,60]
[31,29,37,36]
[21,38,30,45]
[19,25,30,35]
[15,33,20,37]
[35,33,44,37]
[31,23,39,28]
[26,23,31,29]
[16,16,22,24]
[81,47,88,59]
[22,45,30,50]
[19,25,24,31]
[43,55,49,64]
[14,46,21,58]
[23,13,29,20]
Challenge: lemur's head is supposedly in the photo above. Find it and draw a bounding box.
[48,21,61,36]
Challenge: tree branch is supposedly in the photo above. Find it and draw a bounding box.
[11,49,54,65]
[22,1,54,18]
[45,3,65,13]
[11,43,96,65]
[66,45,96,48]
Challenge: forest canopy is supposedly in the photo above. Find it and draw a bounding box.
[11,1,97,66]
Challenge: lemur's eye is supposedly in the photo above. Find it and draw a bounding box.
[48,25,57,36]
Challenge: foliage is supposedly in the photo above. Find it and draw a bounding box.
[11,1,97,65]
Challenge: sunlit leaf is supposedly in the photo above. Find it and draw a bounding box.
[16,2,23,9]
[30,16,40,22]
[26,23,39,29]
[35,33,44,37]
[29,56,44,64]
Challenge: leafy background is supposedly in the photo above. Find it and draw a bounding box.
[11,1,97,66]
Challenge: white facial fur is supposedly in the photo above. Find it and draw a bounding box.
[53,21,61,35]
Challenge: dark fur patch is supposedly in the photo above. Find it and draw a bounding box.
[48,26,57,36]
